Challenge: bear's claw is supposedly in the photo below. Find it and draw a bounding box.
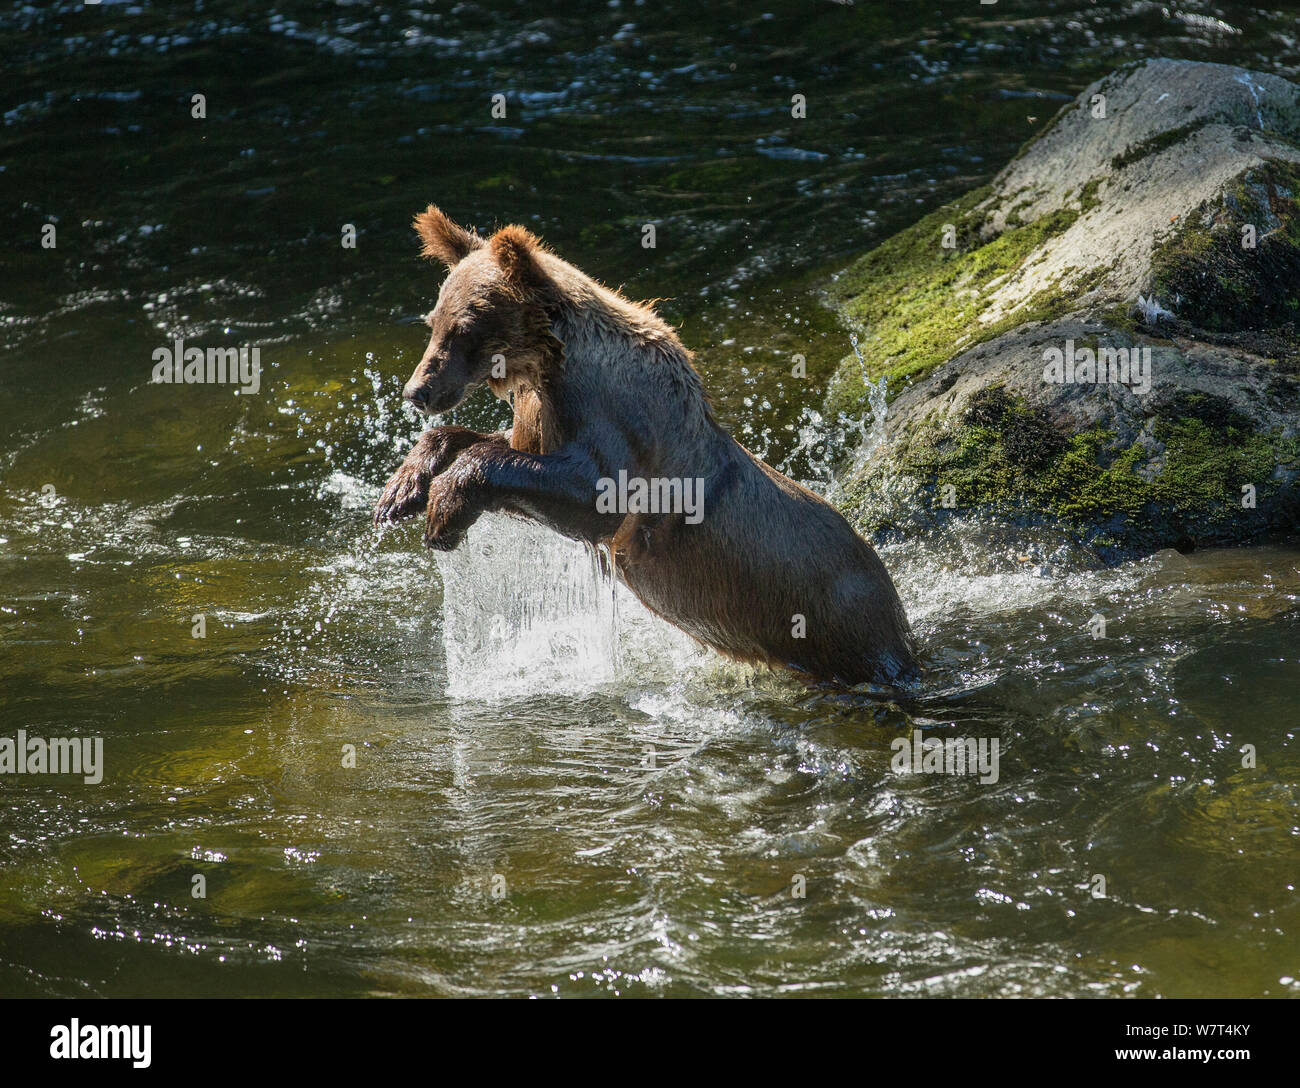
[373,465,430,526]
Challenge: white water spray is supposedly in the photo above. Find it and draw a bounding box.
[433,514,702,699]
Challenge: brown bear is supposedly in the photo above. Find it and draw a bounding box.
[374,205,918,687]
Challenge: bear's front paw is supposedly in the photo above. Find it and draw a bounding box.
[374,461,430,526]
[422,470,481,551]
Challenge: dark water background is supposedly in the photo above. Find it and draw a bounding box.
[1,0,1298,997]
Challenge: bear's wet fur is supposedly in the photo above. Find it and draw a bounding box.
[375,205,918,688]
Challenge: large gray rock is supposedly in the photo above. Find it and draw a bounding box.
[827,60,1300,560]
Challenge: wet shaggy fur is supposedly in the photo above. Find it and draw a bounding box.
[375,205,918,687]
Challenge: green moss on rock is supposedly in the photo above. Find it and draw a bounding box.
[824,187,1089,414]
[853,386,1298,554]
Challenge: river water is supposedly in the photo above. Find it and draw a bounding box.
[1,0,1298,997]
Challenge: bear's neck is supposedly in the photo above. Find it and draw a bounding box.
[546,287,716,441]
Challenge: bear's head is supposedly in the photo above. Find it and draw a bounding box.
[403,204,561,415]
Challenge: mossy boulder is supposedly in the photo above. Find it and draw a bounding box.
[829,59,1300,559]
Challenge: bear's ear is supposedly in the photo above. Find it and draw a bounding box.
[413,205,481,267]
[489,224,550,294]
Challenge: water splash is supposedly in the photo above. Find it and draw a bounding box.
[433,514,702,699]
[842,331,891,476]
[779,331,890,501]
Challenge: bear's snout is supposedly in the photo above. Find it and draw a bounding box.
[402,379,431,411]
[403,379,464,416]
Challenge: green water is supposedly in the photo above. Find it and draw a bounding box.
[1,0,1298,997]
